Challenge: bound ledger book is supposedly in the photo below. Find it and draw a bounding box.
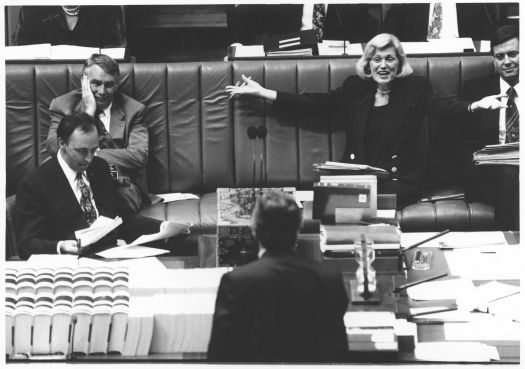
[6,266,129,358]
[216,187,295,267]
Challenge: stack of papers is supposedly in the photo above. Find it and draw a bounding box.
[317,40,363,56]
[267,48,313,56]
[344,311,399,352]
[314,161,389,177]
[473,142,519,166]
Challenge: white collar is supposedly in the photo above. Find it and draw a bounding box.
[100,103,112,117]
[57,149,83,184]
[500,78,521,96]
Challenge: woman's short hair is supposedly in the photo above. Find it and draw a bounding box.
[356,33,413,80]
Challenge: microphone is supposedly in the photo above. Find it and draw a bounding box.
[247,127,258,188]
[332,5,348,56]
[69,315,78,358]
[256,126,268,188]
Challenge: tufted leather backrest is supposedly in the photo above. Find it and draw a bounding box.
[6,56,494,197]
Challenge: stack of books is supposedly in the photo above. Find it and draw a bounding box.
[6,260,231,359]
[5,265,130,358]
[473,142,519,166]
[345,311,416,352]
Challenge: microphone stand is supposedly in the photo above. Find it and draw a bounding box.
[257,126,267,189]
[333,5,349,56]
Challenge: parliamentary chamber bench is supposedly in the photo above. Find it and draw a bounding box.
[5,55,499,259]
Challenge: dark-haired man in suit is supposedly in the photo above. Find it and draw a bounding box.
[461,24,520,230]
[228,3,378,44]
[208,191,348,362]
[381,2,498,41]
[46,53,158,213]
[16,113,189,260]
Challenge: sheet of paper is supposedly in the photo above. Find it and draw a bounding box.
[129,221,189,246]
[479,40,491,52]
[75,216,122,247]
[475,281,520,305]
[5,44,51,60]
[413,342,499,362]
[400,231,507,249]
[401,39,465,54]
[231,44,265,57]
[26,254,79,268]
[96,245,169,259]
[50,44,99,59]
[155,192,200,203]
[295,190,313,202]
[100,47,126,59]
[407,277,476,301]
[318,40,362,56]
[445,247,522,280]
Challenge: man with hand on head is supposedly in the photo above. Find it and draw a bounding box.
[461,24,520,230]
[16,113,189,260]
[46,53,157,213]
[208,191,348,363]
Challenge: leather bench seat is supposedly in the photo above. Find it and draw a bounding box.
[6,56,499,259]
[399,200,496,232]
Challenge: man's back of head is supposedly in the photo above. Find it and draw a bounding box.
[252,190,302,254]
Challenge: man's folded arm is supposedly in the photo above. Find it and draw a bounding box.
[96,107,149,171]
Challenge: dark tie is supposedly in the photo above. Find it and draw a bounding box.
[76,172,97,225]
[506,87,519,143]
[427,3,443,39]
[95,111,116,149]
[312,4,326,42]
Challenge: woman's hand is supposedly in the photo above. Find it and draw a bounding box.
[225,74,277,101]
[470,93,508,111]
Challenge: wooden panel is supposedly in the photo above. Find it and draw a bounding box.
[131,5,228,28]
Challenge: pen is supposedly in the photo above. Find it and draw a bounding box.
[393,272,448,293]
[410,306,458,317]
[76,238,81,266]
[402,229,450,253]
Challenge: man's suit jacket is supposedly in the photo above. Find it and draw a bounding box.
[15,156,118,259]
[381,3,496,42]
[46,90,150,201]
[228,4,378,45]
[207,252,348,362]
[15,156,160,260]
[460,74,500,148]
[273,75,471,186]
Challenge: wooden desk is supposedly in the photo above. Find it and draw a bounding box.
[6,232,520,364]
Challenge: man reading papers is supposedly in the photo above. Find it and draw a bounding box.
[15,113,189,260]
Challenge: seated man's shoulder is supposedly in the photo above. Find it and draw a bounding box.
[114,91,146,113]
[51,89,82,106]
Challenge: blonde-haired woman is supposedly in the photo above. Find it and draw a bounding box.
[227,33,504,207]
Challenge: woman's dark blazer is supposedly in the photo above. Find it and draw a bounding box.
[273,75,471,185]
